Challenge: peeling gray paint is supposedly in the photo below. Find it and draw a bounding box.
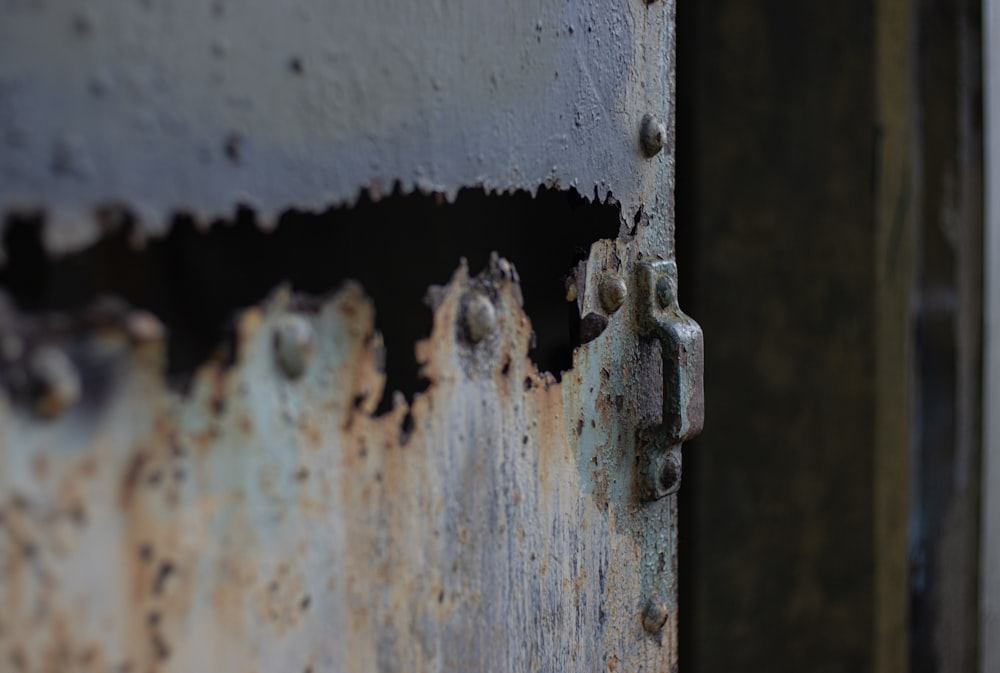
[0,0,676,253]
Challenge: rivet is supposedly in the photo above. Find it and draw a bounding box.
[642,596,669,633]
[274,314,314,379]
[579,312,609,345]
[598,273,628,313]
[659,451,682,493]
[639,114,667,157]
[29,346,81,418]
[463,292,497,343]
[655,276,675,309]
[126,310,165,344]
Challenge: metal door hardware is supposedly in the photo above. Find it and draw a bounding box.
[598,273,629,313]
[462,291,498,343]
[274,314,315,379]
[642,596,670,634]
[635,259,705,500]
[639,114,667,157]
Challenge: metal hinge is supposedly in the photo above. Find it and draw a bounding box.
[635,259,705,500]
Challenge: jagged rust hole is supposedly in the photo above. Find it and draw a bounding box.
[1,187,621,413]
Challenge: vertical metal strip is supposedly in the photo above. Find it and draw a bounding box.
[874,0,917,671]
[981,2,1000,671]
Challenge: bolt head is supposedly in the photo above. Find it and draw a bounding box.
[598,273,628,313]
[659,451,682,493]
[642,596,669,634]
[579,312,610,345]
[463,292,497,343]
[274,314,314,379]
[29,346,81,418]
[126,310,165,344]
[655,276,676,309]
[640,114,667,157]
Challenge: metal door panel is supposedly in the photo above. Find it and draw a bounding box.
[0,2,688,671]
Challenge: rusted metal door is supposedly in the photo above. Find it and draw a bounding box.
[0,2,700,671]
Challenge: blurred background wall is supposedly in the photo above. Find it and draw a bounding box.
[674,1,983,672]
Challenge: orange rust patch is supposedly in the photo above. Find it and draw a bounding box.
[533,379,568,491]
[300,418,322,449]
[238,414,254,435]
[120,450,149,508]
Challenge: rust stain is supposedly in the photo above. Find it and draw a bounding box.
[238,414,254,435]
[255,563,308,636]
[0,248,678,672]
[300,417,322,450]
[120,450,149,508]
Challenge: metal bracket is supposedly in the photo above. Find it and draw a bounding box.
[635,259,705,500]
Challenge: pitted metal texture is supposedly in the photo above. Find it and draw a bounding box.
[0,248,683,672]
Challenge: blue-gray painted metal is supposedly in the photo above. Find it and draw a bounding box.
[0,253,682,672]
[0,2,691,670]
[0,0,675,252]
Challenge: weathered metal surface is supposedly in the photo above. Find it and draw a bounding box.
[0,0,688,669]
[0,0,675,254]
[0,245,683,672]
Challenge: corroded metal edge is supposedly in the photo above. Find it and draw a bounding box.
[0,0,676,255]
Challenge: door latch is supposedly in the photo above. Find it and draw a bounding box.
[635,259,705,500]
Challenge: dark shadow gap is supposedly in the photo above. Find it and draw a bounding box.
[674,0,699,669]
[1,186,622,414]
